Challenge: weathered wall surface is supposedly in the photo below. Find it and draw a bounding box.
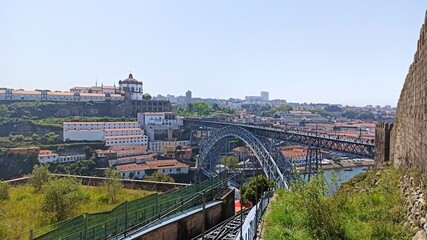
[391,11,427,173]
[374,123,393,166]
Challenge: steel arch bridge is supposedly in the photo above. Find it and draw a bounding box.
[198,126,294,189]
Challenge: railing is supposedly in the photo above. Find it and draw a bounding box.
[235,191,273,240]
[32,172,229,240]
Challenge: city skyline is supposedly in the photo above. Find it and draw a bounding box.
[1,1,426,106]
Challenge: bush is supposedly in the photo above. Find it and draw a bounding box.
[103,168,123,204]
[144,171,175,183]
[29,165,51,192]
[42,178,85,221]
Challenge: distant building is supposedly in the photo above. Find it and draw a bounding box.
[245,91,269,103]
[261,91,269,101]
[0,73,172,115]
[186,90,192,103]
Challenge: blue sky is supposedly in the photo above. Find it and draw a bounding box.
[0,1,426,106]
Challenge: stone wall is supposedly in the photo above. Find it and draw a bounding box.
[391,11,427,173]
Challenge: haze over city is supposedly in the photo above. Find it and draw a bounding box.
[1,1,426,106]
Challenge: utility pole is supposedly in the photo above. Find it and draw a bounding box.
[240,159,245,240]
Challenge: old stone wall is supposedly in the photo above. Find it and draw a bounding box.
[391,11,427,174]
[374,123,393,166]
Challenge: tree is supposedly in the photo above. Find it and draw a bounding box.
[144,171,175,183]
[0,181,10,200]
[44,132,59,144]
[0,105,10,120]
[104,168,123,204]
[240,175,274,204]
[274,104,293,112]
[143,93,152,100]
[221,156,239,171]
[31,133,40,141]
[29,164,51,193]
[42,178,84,221]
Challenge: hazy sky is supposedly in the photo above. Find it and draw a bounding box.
[1,1,426,106]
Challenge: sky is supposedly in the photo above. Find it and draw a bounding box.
[0,1,426,107]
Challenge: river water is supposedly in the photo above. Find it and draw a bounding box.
[318,166,367,195]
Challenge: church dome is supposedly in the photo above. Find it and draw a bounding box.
[120,73,141,84]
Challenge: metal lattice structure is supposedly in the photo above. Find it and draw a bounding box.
[185,120,375,158]
[198,126,293,189]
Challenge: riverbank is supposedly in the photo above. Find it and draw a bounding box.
[296,159,374,173]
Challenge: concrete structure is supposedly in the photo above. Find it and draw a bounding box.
[391,11,427,173]
[130,189,235,240]
[375,123,393,167]
[116,159,189,179]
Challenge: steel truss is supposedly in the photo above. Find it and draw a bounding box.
[198,126,293,189]
[185,120,375,158]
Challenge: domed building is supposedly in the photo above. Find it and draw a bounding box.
[119,73,143,100]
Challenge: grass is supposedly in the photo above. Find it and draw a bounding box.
[0,185,154,239]
[262,168,411,240]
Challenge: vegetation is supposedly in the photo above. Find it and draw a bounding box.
[0,181,10,201]
[143,93,152,100]
[263,168,410,240]
[29,165,51,193]
[49,159,99,176]
[144,171,175,183]
[103,168,123,204]
[0,183,153,239]
[42,178,85,221]
[221,156,239,170]
[241,175,274,204]
[175,101,235,117]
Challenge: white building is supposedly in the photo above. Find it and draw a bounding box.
[137,112,183,126]
[0,89,124,102]
[108,153,156,167]
[149,140,190,153]
[116,159,189,179]
[38,150,86,164]
[137,112,183,140]
[104,135,148,147]
[58,154,86,163]
[38,150,59,163]
[63,121,148,147]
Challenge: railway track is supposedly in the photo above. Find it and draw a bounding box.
[192,209,250,240]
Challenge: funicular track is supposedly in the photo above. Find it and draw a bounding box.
[192,209,250,240]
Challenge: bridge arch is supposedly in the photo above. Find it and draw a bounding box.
[198,126,293,189]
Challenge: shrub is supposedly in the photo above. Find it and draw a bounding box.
[29,165,51,193]
[42,178,85,221]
